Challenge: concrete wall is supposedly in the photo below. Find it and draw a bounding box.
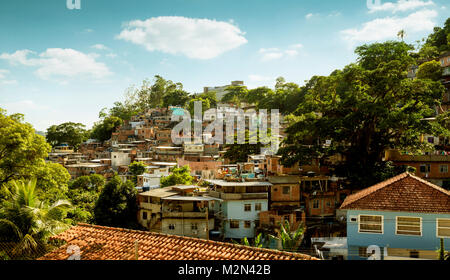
[221,199,268,239]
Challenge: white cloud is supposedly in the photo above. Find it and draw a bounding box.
[341,9,437,43]
[368,0,434,13]
[91,44,109,50]
[116,16,248,60]
[0,48,112,81]
[259,44,302,61]
[2,100,48,112]
[305,13,315,19]
[0,69,17,85]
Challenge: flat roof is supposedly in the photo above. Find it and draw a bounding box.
[140,187,178,198]
[66,163,107,168]
[161,195,222,201]
[204,179,272,187]
[151,162,177,166]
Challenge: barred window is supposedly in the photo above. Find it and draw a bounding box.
[359,215,383,234]
[396,217,421,236]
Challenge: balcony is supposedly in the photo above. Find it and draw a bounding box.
[162,211,213,218]
[208,191,268,200]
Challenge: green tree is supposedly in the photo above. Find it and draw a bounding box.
[163,89,191,108]
[160,166,194,188]
[278,41,449,189]
[100,101,140,121]
[66,174,105,224]
[221,85,248,105]
[93,176,138,228]
[129,161,147,184]
[417,60,443,81]
[90,115,123,142]
[45,122,89,150]
[32,162,71,204]
[0,109,50,185]
[0,178,71,259]
[188,97,211,116]
[269,220,305,252]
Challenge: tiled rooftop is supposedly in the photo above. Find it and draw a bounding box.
[39,223,317,260]
[340,172,450,213]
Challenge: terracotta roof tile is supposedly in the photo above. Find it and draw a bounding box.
[39,223,317,260]
[340,172,450,213]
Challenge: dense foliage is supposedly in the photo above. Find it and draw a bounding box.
[93,176,139,228]
[160,166,194,188]
[46,122,89,150]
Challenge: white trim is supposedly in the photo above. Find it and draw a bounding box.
[395,216,422,237]
[436,218,450,238]
[358,214,384,234]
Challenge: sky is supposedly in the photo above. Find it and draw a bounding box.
[0,0,448,131]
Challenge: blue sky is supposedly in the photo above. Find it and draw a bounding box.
[0,0,448,131]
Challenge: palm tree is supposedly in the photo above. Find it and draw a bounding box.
[269,220,305,252]
[0,178,71,259]
[397,30,406,41]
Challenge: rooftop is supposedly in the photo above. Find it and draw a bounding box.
[340,172,450,213]
[39,223,316,260]
[204,179,272,187]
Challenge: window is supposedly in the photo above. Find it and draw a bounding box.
[191,223,198,230]
[168,224,175,230]
[419,164,431,173]
[359,215,383,234]
[244,221,251,228]
[437,218,450,238]
[440,165,448,174]
[312,200,319,209]
[396,216,422,236]
[427,137,434,144]
[230,220,240,229]
[142,211,147,220]
[244,204,251,212]
[255,203,262,211]
[282,186,290,195]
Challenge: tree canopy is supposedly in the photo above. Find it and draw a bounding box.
[278,41,449,189]
[93,176,138,228]
[160,166,194,188]
[45,122,89,149]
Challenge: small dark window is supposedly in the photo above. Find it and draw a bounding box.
[142,211,147,220]
[230,220,239,229]
[244,221,251,228]
[283,186,290,195]
[410,250,419,259]
[244,204,251,212]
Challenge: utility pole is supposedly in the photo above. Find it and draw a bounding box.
[205,207,209,240]
[134,240,139,260]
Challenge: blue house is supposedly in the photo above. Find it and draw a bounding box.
[340,173,450,260]
[205,179,271,239]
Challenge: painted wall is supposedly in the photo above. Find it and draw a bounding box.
[220,199,268,239]
[347,209,450,260]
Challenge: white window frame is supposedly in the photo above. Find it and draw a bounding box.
[395,216,422,236]
[358,215,384,234]
[436,218,450,238]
